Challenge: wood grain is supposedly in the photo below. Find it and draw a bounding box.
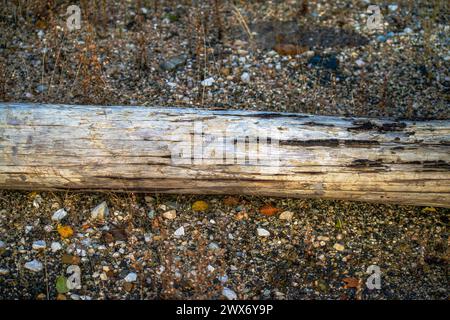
[1,103,449,207]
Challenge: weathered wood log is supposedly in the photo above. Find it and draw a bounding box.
[1,103,449,207]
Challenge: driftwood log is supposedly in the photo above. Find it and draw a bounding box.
[1,103,449,207]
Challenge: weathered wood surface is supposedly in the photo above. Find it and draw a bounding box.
[1,103,449,207]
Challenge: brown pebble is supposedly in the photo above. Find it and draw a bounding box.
[61,254,80,265]
[123,282,134,292]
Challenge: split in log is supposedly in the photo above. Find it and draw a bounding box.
[1,103,449,207]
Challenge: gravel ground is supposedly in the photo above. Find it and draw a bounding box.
[0,191,448,300]
[0,1,449,300]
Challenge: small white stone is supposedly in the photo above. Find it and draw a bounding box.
[162,210,177,220]
[207,265,215,273]
[51,242,62,252]
[51,208,68,221]
[222,287,237,300]
[0,240,5,248]
[355,59,365,67]
[91,201,109,220]
[76,248,87,257]
[32,195,43,208]
[100,272,108,281]
[240,72,250,83]
[32,240,46,250]
[144,233,152,243]
[208,242,220,251]
[305,50,315,57]
[403,27,413,34]
[201,77,215,87]
[25,226,33,234]
[333,243,345,251]
[257,228,270,237]
[174,226,185,237]
[157,204,167,211]
[388,4,398,12]
[24,259,43,272]
[124,272,137,282]
[219,274,229,283]
[279,211,294,220]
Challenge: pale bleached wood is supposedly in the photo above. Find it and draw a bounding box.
[1,103,449,207]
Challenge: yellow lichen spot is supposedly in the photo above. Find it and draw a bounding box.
[57,225,74,239]
[192,200,209,212]
[422,207,437,213]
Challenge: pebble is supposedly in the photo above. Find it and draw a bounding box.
[32,240,46,250]
[35,84,47,93]
[100,272,108,281]
[403,27,413,34]
[333,243,345,251]
[305,50,315,58]
[52,208,68,221]
[160,54,187,71]
[144,195,154,204]
[124,272,137,282]
[222,287,237,300]
[257,228,270,237]
[51,242,62,252]
[174,226,185,237]
[162,210,177,220]
[32,195,43,208]
[279,211,294,220]
[208,242,220,251]
[201,77,214,87]
[144,233,152,243]
[219,274,229,283]
[355,59,365,67]
[240,72,250,83]
[377,35,387,43]
[388,4,398,12]
[123,282,134,292]
[24,259,43,272]
[0,268,9,275]
[0,240,5,248]
[386,31,395,38]
[91,201,109,220]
